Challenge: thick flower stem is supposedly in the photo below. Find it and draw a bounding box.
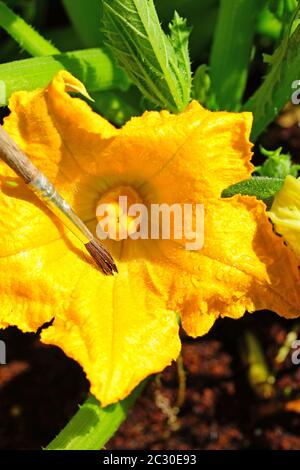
[46,382,146,450]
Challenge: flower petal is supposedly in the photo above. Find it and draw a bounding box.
[3,70,116,188]
[123,101,254,201]
[0,234,180,405]
[0,71,117,257]
[158,196,300,337]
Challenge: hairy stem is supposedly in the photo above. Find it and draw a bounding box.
[0,1,59,56]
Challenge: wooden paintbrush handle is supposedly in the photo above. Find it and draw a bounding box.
[0,125,117,274]
[0,125,38,183]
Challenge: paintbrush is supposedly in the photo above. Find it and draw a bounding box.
[0,125,117,275]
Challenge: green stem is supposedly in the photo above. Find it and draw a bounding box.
[0,0,59,56]
[175,354,186,409]
[46,382,146,450]
[0,48,130,106]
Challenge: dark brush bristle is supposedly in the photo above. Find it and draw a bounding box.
[85,239,118,275]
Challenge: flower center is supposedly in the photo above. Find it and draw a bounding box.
[96,186,143,241]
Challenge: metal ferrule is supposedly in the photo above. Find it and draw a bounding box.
[28,173,93,245]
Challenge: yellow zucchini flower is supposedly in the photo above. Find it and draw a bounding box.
[1,71,300,405]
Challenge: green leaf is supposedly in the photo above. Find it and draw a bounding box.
[0,0,59,56]
[221,177,284,209]
[0,48,130,107]
[256,146,300,178]
[243,4,300,140]
[209,0,264,111]
[155,0,219,63]
[102,0,192,113]
[168,11,191,90]
[46,382,145,450]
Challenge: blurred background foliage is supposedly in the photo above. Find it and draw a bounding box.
[0,0,291,63]
[0,0,296,126]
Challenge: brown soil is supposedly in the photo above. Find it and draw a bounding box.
[1,311,300,450]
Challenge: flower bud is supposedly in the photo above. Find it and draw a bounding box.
[268,175,300,260]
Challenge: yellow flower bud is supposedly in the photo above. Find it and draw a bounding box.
[268,175,300,260]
